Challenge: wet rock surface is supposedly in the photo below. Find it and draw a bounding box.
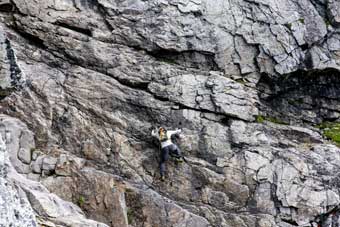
[0,0,340,227]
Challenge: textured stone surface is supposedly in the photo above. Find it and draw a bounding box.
[0,136,37,227]
[0,114,34,173]
[0,115,108,227]
[0,0,340,227]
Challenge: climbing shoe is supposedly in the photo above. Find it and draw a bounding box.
[160,175,165,181]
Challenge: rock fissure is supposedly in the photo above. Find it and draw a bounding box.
[4,38,22,87]
[258,68,340,124]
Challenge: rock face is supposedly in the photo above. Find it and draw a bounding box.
[0,0,340,227]
[0,135,37,227]
[0,115,109,227]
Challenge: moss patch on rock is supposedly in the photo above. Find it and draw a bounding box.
[77,195,85,207]
[256,115,288,125]
[317,122,340,146]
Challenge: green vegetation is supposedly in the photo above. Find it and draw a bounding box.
[256,115,288,125]
[285,23,292,30]
[325,19,331,27]
[235,78,246,85]
[317,122,340,146]
[78,195,85,207]
[298,18,305,24]
[256,115,265,123]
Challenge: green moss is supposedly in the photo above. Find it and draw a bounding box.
[285,23,292,30]
[316,122,332,129]
[235,78,246,84]
[256,115,265,123]
[317,122,340,146]
[325,19,331,27]
[78,195,85,207]
[298,18,305,24]
[256,115,288,125]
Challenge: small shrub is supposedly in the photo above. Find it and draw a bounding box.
[299,18,305,24]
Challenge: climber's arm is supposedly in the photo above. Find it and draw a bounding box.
[168,129,182,136]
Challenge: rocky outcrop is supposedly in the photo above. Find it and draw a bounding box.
[0,115,109,227]
[0,135,37,227]
[0,0,340,227]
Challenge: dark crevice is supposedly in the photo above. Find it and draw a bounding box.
[175,103,244,123]
[177,103,220,116]
[148,49,220,71]
[260,69,340,101]
[281,219,299,226]
[257,68,340,124]
[114,78,149,91]
[153,94,169,102]
[271,174,283,216]
[12,28,47,49]
[315,206,340,227]
[5,38,22,87]
[53,21,93,37]
[304,50,314,69]
[0,2,13,12]
[300,43,309,51]
[310,0,328,19]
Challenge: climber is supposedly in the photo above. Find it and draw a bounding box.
[151,126,183,181]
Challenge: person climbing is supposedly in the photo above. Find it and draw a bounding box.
[151,126,183,181]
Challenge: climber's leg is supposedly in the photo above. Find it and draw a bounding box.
[160,145,170,178]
